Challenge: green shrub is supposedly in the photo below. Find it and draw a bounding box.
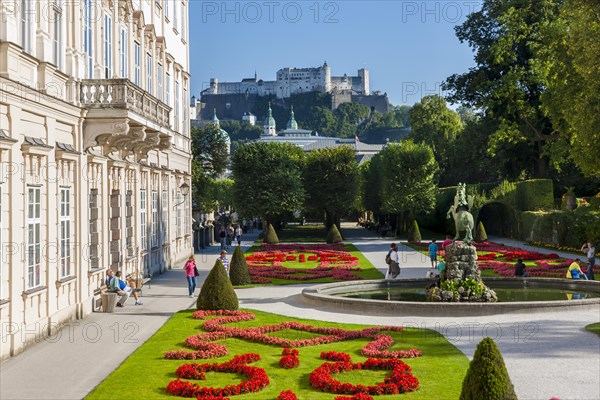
[489,180,517,207]
[460,337,517,400]
[408,220,422,242]
[475,221,488,242]
[326,224,343,244]
[515,179,554,211]
[197,260,239,310]
[264,224,279,244]
[229,246,252,286]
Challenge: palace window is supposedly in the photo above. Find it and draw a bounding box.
[104,14,113,78]
[162,189,168,243]
[20,0,33,52]
[173,1,178,31]
[89,189,99,270]
[152,191,158,247]
[52,3,63,70]
[146,53,153,94]
[126,190,134,257]
[165,0,169,20]
[175,80,180,131]
[0,185,3,298]
[140,189,147,250]
[120,27,128,78]
[59,188,71,277]
[83,0,93,78]
[134,42,141,85]
[181,2,187,40]
[176,191,182,238]
[166,72,171,106]
[157,64,163,101]
[27,187,41,288]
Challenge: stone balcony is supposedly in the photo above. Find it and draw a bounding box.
[80,79,172,160]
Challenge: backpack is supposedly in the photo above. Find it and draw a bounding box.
[385,251,392,265]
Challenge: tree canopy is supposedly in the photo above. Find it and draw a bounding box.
[231,141,305,222]
[304,146,359,228]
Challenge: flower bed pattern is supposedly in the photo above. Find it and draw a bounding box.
[165,310,423,398]
[310,353,420,395]
[411,241,596,277]
[166,354,268,398]
[246,243,363,283]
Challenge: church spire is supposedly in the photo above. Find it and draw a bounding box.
[286,105,298,130]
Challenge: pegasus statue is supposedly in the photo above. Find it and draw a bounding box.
[447,183,474,244]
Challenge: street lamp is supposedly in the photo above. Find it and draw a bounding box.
[173,182,190,209]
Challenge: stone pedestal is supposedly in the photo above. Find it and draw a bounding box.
[444,242,481,282]
[428,242,497,302]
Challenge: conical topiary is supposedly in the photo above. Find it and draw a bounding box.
[196,260,239,310]
[408,220,422,242]
[475,221,488,242]
[326,224,343,244]
[264,223,279,244]
[229,245,252,286]
[460,337,517,400]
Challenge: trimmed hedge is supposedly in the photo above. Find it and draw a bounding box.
[326,224,343,244]
[475,221,488,242]
[515,179,554,211]
[460,337,516,400]
[521,209,600,248]
[229,245,252,286]
[408,220,422,242]
[264,224,279,244]
[197,260,239,310]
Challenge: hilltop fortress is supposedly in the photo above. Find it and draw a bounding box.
[197,63,389,121]
[202,62,369,99]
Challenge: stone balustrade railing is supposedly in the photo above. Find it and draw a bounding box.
[80,79,171,128]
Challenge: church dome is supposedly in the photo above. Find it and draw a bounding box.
[286,105,299,130]
[264,102,276,128]
[212,109,231,148]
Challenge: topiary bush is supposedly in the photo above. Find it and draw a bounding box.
[326,224,343,244]
[229,245,252,286]
[460,337,517,400]
[408,220,422,242]
[264,224,279,244]
[475,221,488,242]
[197,260,239,310]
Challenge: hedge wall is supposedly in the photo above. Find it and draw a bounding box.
[515,179,554,211]
[521,209,600,248]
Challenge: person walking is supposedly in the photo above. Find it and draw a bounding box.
[235,225,243,246]
[428,239,438,268]
[185,255,197,297]
[218,250,230,276]
[387,243,400,279]
[219,227,226,250]
[225,224,234,249]
[580,240,596,280]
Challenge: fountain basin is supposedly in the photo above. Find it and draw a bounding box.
[302,278,600,317]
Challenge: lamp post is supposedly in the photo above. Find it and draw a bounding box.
[173,182,190,209]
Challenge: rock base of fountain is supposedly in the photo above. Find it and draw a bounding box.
[427,242,498,303]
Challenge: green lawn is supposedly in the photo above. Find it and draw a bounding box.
[86,309,469,400]
[276,224,329,242]
[239,243,383,286]
[585,323,600,337]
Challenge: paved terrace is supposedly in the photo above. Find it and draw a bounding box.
[1,224,599,400]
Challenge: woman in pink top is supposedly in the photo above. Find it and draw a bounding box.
[185,255,197,297]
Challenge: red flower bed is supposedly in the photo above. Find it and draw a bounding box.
[309,357,419,395]
[321,351,352,362]
[277,390,298,400]
[245,243,362,283]
[166,354,268,397]
[361,334,422,359]
[335,394,375,400]
[279,348,300,369]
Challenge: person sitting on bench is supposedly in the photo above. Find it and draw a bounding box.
[107,270,143,306]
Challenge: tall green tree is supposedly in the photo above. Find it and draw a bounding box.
[408,95,462,176]
[536,0,600,177]
[361,155,384,216]
[231,142,305,224]
[191,125,230,212]
[304,146,359,228]
[443,0,562,178]
[380,141,438,233]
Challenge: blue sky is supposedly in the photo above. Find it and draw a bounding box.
[189,1,480,106]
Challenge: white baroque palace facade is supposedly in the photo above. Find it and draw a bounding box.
[202,63,370,99]
[0,0,192,358]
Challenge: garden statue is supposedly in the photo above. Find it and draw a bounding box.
[447,183,475,244]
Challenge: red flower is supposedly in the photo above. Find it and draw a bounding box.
[277,390,298,400]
